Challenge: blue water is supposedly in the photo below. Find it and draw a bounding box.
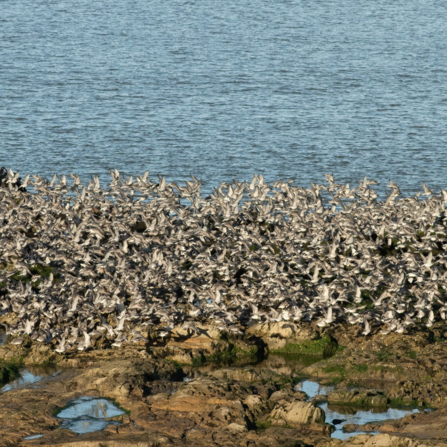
[57,397,125,434]
[299,381,418,440]
[321,403,418,440]
[2,0,447,195]
[1,368,59,393]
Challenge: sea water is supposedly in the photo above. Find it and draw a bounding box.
[1,0,447,196]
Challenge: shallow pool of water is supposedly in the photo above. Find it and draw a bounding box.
[193,358,422,441]
[321,402,419,440]
[1,367,59,393]
[298,380,334,399]
[57,397,126,434]
[61,418,119,434]
[295,380,419,440]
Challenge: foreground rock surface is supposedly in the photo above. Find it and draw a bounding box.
[0,356,334,447]
[1,325,447,446]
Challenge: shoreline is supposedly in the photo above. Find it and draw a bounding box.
[1,324,447,446]
[2,169,447,444]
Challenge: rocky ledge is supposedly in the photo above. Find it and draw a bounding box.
[0,322,447,446]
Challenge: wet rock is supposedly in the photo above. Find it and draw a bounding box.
[328,389,388,407]
[256,354,313,376]
[24,343,60,365]
[332,418,345,425]
[258,426,325,446]
[24,432,183,447]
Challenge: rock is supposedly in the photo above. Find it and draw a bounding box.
[362,433,416,447]
[225,422,248,433]
[337,434,373,445]
[269,390,297,403]
[332,418,345,425]
[371,407,447,440]
[270,400,326,426]
[210,367,280,383]
[328,390,388,407]
[151,324,262,365]
[244,394,263,410]
[4,326,447,446]
[246,322,318,351]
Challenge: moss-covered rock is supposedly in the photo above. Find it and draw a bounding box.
[270,334,339,357]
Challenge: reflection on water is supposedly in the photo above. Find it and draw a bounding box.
[292,379,420,440]
[57,397,125,434]
[1,367,59,393]
[193,354,423,440]
[61,418,117,434]
[320,403,419,440]
[298,380,334,400]
[58,397,125,419]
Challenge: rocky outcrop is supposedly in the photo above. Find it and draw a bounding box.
[270,400,327,427]
[328,390,388,407]
[346,407,447,441]
[302,329,447,385]
[332,433,431,447]
[3,326,447,445]
[0,358,332,447]
[210,366,282,383]
[246,322,318,351]
[386,378,447,408]
[149,324,264,365]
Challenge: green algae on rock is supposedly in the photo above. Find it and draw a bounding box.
[270,334,340,358]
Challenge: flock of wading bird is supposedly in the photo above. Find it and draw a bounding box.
[0,167,447,353]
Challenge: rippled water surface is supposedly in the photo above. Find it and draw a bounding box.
[2,0,447,195]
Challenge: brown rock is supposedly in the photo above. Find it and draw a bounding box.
[271,400,326,426]
[328,390,388,407]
